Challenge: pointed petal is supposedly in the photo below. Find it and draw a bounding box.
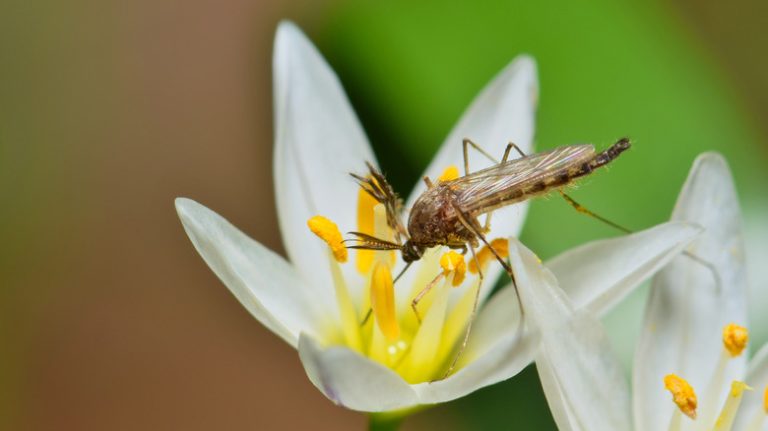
[406,55,538,212]
[273,21,376,297]
[412,285,539,404]
[402,56,538,300]
[733,343,768,431]
[297,333,418,412]
[510,239,632,431]
[406,55,538,230]
[548,221,702,315]
[633,153,748,431]
[175,198,326,347]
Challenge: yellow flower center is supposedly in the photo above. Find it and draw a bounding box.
[664,374,698,420]
[722,323,749,357]
[303,178,492,383]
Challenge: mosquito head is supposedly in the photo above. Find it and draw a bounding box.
[401,240,424,263]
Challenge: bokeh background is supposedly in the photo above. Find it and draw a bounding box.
[1,0,766,429]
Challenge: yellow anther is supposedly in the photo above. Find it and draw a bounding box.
[468,238,509,274]
[440,251,467,286]
[664,374,698,419]
[722,323,749,357]
[307,215,347,263]
[356,180,378,273]
[370,262,400,341]
[438,165,460,182]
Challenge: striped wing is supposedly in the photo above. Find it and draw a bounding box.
[449,144,596,213]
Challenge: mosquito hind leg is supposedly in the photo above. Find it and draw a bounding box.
[558,191,632,234]
[559,190,722,291]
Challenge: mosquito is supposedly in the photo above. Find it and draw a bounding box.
[347,138,632,377]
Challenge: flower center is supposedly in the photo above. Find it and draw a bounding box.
[305,168,507,383]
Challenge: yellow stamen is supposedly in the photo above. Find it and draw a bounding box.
[438,165,460,182]
[307,215,347,263]
[356,180,378,273]
[440,251,466,286]
[468,238,509,274]
[713,381,750,431]
[370,262,400,341]
[722,323,749,357]
[664,374,698,419]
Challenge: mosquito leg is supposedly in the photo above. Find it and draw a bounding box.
[441,243,483,379]
[559,191,722,291]
[462,138,500,176]
[411,272,444,324]
[559,190,632,234]
[483,142,527,232]
[437,200,522,379]
[504,141,527,159]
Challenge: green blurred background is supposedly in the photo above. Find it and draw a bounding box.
[1,0,766,429]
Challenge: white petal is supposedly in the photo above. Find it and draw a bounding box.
[273,21,376,300]
[510,239,632,431]
[406,55,538,211]
[633,153,748,431]
[297,333,418,412]
[175,198,326,347]
[401,56,538,301]
[448,221,699,396]
[412,286,539,404]
[548,221,702,315]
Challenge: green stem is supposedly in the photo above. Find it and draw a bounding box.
[368,412,405,431]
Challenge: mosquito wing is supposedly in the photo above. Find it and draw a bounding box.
[449,144,596,214]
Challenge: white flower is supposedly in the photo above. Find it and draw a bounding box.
[522,152,768,431]
[174,21,702,412]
